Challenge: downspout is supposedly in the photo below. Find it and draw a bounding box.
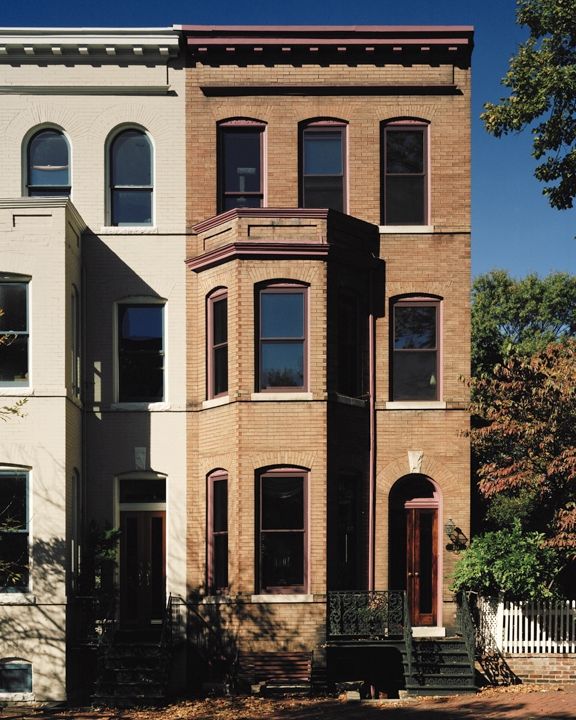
[368,259,376,592]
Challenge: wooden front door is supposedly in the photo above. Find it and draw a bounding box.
[406,507,437,626]
[120,510,166,626]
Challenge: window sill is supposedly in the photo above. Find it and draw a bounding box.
[0,386,32,395]
[379,225,434,234]
[250,594,313,603]
[250,392,313,401]
[0,692,34,702]
[99,226,158,234]
[0,593,35,605]
[110,401,170,411]
[385,401,447,410]
[202,595,234,605]
[202,395,230,409]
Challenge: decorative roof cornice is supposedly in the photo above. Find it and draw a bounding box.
[0,27,179,62]
[182,25,473,64]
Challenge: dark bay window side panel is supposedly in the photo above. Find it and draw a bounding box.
[383,126,427,225]
[392,301,439,401]
[118,304,164,403]
[258,472,307,593]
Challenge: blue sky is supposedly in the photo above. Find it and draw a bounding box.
[3,0,575,278]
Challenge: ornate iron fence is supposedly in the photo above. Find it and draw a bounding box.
[327,590,405,639]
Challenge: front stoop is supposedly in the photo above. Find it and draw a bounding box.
[404,636,476,696]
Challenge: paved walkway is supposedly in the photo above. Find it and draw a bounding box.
[3,686,576,720]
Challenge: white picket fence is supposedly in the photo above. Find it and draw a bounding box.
[478,598,576,654]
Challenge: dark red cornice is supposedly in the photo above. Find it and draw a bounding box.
[186,241,330,272]
[182,25,474,61]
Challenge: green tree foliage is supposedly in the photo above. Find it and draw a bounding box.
[482,0,576,209]
[472,270,576,376]
[452,520,561,599]
[472,340,576,555]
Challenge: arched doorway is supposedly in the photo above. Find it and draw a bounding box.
[389,474,440,627]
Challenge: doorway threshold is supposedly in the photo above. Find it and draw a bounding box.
[412,626,445,638]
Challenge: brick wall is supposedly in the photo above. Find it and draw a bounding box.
[504,654,576,684]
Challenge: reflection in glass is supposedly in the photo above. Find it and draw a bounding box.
[110,129,153,226]
[259,290,305,390]
[302,128,344,211]
[0,282,28,386]
[118,304,163,402]
[0,473,29,591]
[220,127,263,210]
[392,303,438,401]
[28,129,70,196]
[384,127,426,225]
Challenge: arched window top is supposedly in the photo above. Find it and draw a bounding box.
[300,117,348,128]
[218,117,267,128]
[109,128,153,227]
[26,128,70,197]
[391,292,442,303]
[382,117,430,127]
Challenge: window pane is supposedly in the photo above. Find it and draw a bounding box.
[29,130,69,187]
[214,534,228,589]
[222,130,261,193]
[214,346,228,396]
[119,479,166,504]
[393,350,437,400]
[0,663,32,693]
[223,195,262,211]
[0,335,28,384]
[262,476,304,530]
[118,305,163,402]
[213,298,227,345]
[112,189,152,226]
[0,284,27,332]
[302,176,343,211]
[213,478,228,533]
[386,176,425,225]
[386,131,424,174]
[261,293,303,338]
[261,533,304,588]
[261,342,304,388]
[0,475,27,529]
[111,130,151,186]
[303,131,343,174]
[394,306,436,349]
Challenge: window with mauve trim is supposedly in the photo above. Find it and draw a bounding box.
[207,472,228,593]
[301,124,345,212]
[383,125,427,225]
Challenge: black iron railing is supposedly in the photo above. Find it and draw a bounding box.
[402,591,413,677]
[327,590,405,640]
[456,591,476,672]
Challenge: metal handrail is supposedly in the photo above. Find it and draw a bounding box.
[402,591,413,678]
[456,591,476,671]
[327,590,405,639]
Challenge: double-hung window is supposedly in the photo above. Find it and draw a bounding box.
[301,122,346,212]
[258,285,306,391]
[0,470,29,592]
[218,121,264,212]
[27,128,70,197]
[207,289,228,399]
[109,129,153,226]
[0,279,29,387]
[207,471,228,593]
[391,298,439,401]
[383,124,427,225]
[258,469,307,593]
[117,303,164,403]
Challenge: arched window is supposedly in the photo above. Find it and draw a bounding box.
[257,281,308,392]
[390,295,441,401]
[207,470,228,593]
[27,129,70,197]
[109,129,153,226]
[207,288,228,399]
[217,119,266,212]
[257,467,308,594]
[382,119,429,225]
